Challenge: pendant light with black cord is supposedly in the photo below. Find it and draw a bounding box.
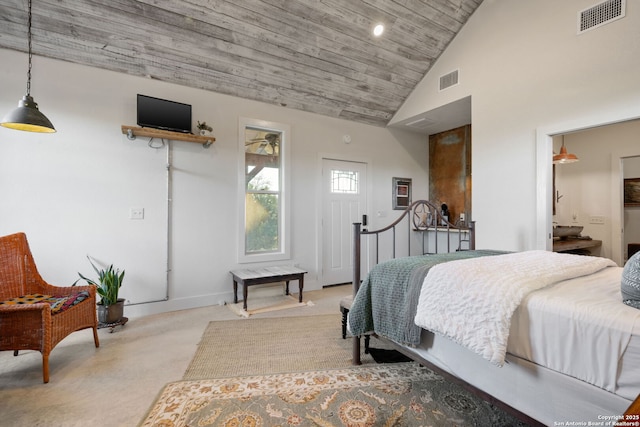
[1,0,56,133]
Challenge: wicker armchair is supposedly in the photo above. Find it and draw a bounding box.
[0,232,99,383]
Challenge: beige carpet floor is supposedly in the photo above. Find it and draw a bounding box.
[183,314,380,380]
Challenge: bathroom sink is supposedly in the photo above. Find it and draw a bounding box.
[553,225,584,239]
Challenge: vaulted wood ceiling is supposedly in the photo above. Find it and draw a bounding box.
[0,0,482,128]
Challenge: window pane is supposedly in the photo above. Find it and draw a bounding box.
[331,169,359,194]
[244,126,282,255]
[245,128,280,191]
[247,166,279,191]
[245,193,279,253]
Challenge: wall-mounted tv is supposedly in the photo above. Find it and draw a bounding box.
[137,94,192,133]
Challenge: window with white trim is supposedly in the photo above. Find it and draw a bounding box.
[238,118,290,262]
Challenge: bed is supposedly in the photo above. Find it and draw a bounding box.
[347,200,640,425]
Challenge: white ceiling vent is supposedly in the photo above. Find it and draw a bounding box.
[439,69,459,91]
[404,117,435,130]
[578,0,625,34]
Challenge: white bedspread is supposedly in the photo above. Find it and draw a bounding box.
[414,250,616,366]
[509,266,640,398]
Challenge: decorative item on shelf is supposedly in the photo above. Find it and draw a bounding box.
[75,256,127,328]
[0,0,55,133]
[440,203,449,225]
[196,120,213,136]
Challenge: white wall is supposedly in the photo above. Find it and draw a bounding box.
[0,48,428,317]
[391,0,640,252]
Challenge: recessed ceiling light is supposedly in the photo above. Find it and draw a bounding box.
[373,24,384,37]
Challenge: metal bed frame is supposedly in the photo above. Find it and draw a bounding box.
[350,199,475,363]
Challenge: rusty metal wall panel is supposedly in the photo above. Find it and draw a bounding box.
[429,125,471,223]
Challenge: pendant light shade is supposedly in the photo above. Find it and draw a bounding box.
[553,141,578,164]
[1,0,55,133]
[1,95,55,133]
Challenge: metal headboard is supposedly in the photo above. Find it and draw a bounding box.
[350,199,475,363]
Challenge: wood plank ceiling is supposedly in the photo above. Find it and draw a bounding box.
[0,0,482,128]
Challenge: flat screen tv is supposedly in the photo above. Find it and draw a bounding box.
[137,94,192,133]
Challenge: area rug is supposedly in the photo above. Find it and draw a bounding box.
[140,362,529,426]
[183,314,383,380]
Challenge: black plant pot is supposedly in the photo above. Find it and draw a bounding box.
[97,298,125,324]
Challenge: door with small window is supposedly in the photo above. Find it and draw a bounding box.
[322,159,367,285]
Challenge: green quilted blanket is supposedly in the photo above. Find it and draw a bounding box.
[348,250,507,346]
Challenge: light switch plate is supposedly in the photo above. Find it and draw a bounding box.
[130,207,144,220]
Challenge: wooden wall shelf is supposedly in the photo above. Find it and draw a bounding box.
[121,125,215,147]
[553,238,602,254]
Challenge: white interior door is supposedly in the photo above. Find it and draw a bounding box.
[322,159,367,286]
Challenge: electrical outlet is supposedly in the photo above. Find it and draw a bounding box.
[129,207,144,220]
[460,213,465,222]
[589,215,605,224]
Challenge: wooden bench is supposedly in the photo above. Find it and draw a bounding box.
[230,266,307,311]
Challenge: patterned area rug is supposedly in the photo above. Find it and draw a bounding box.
[140,363,529,426]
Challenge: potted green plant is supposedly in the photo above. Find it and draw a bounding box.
[196,120,213,136]
[76,256,125,325]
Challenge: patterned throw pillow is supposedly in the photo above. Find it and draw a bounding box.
[47,292,90,313]
[0,293,50,305]
[621,252,640,309]
[0,291,90,314]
